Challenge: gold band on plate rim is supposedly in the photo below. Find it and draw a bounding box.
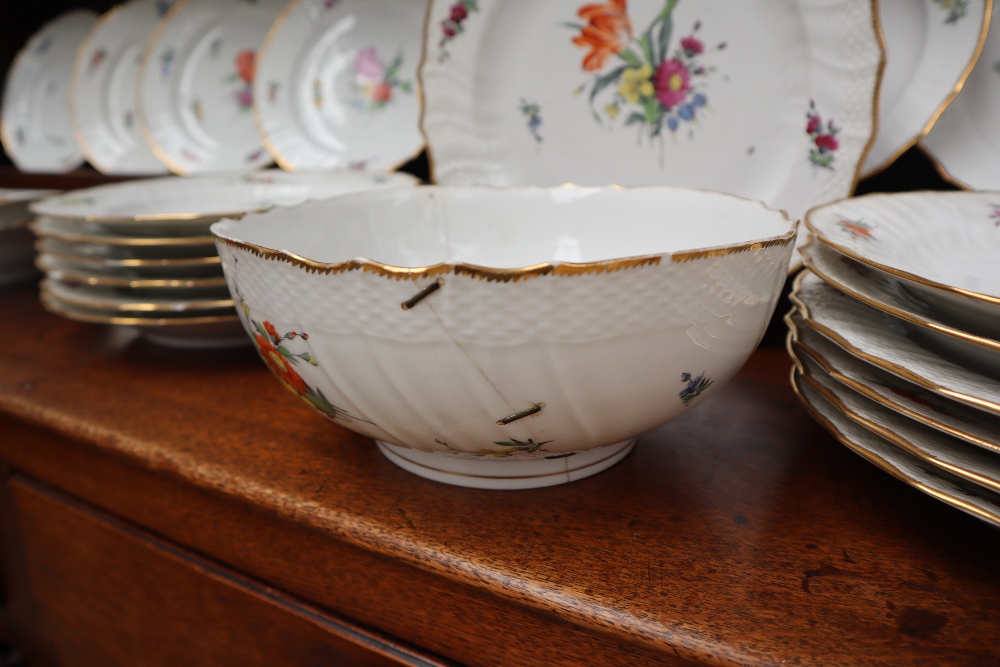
[789,366,1000,527]
[804,191,1000,308]
[799,237,1000,353]
[36,243,222,268]
[41,281,234,313]
[37,257,228,289]
[790,333,1000,492]
[861,0,992,178]
[41,292,240,327]
[29,220,216,247]
[68,3,128,175]
[788,269,1000,416]
[786,321,1000,455]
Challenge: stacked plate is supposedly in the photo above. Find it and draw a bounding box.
[0,189,61,286]
[28,170,418,348]
[789,191,1000,528]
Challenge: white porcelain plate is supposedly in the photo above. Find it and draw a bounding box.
[794,335,1000,496]
[43,278,233,313]
[36,239,224,277]
[70,0,177,175]
[863,0,988,175]
[0,10,97,172]
[792,364,1000,530]
[0,189,60,231]
[40,292,248,350]
[923,0,1000,189]
[806,191,1000,331]
[136,0,287,174]
[788,311,1000,454]
[791,270,1000,418]
[420,0,881,226]
[30,170,418,235]
[254,0,426,171]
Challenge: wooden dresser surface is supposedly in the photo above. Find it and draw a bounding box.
[1,283,998,666]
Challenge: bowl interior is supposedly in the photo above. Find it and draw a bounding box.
[219,186,792,269]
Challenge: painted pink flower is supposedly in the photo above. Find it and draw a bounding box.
[236,86,253,109]
[441,20,458,37]
[450,3,468,21]
[806,115,821,134]
[353,47,384,80]
[654,58,691,109]
[815,134,839,151]
[680,36,703,55]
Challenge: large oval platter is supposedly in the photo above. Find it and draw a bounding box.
[420,0,883,227]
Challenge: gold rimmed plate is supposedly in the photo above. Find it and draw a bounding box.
[791,364,1000,530]
[31,217,215,247]
[787,309,1000,455]
[790,270,1000,418]
[42,278,234,313]
[38,253,227,290]
[40,292,248,350]
[792,330,1000,496]
[800,237,1000,375]
[805,191,1000,329]
[35,237,222,264]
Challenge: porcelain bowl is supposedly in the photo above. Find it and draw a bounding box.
[212,186,796,488]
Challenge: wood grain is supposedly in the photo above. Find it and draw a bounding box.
[1,282,999,666]
[7,474,453,667]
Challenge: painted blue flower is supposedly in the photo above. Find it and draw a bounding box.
[679,371,714,405]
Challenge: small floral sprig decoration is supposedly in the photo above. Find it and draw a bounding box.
[492,437,554,455]
[806,100,840,170]
[567,0,723,141]
[352,47,413,111]
[837,218,876,241]
[439,1,479,61]
[933,0,968,23]
[227,49,256,111]
[679,371,712,405]
[520,99,543,142]
[990,203,1000,226]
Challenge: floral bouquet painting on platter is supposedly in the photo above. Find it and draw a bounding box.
[568,0,724,142]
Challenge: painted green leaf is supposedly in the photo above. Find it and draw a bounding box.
[643,97,662,125]
[639,33,654,67]
[589,65,627,104]
[277,346,292,358]
[617,48,642,68]
[657,14,673,61]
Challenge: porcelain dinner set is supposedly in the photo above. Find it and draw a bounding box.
[1,0,999,494]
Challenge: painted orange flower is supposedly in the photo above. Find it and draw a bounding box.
[254,332,309,396]
[572,0,632,72]
[235,49,256,84]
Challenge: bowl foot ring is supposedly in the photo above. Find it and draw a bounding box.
[376,438,636,490]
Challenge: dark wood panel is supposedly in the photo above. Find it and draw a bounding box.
[6,474,453,667]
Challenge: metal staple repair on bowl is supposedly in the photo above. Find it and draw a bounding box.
[401,277,444,310]
[497,404,543,425]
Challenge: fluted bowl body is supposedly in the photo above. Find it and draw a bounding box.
[213,186,796,460]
